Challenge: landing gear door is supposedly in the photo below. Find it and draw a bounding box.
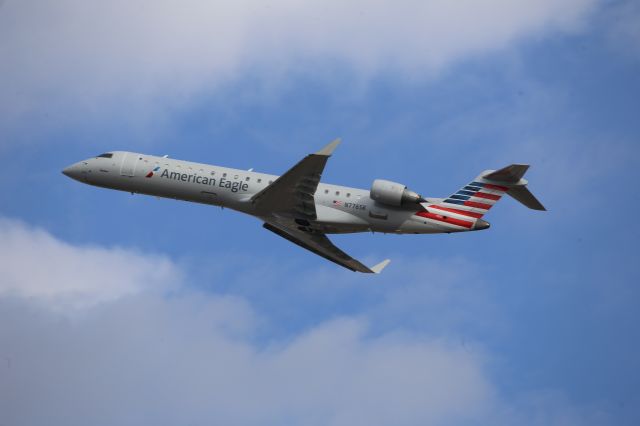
[120,152,137,177]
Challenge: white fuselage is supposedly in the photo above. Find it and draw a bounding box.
[63,151,481,235]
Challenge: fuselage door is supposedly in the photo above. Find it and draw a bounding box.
[120,152,137,177]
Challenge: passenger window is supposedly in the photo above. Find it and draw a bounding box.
[245,177,250,181]
[257,178,262,183]
[335,191,340,196]
[324,189,329,194]
[210,171,215,176]
[346,193,351,198]
[269,180,273,184]
[223,173,227,177]
[234,175,238,179]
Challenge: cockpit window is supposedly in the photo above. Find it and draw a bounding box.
[97,153,113,158]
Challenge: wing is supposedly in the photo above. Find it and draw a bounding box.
[263,222,390,274]
[250,139,341,220]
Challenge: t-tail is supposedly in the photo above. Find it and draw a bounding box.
[425,164,545,231]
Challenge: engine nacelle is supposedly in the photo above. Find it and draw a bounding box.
[370,179,424,207]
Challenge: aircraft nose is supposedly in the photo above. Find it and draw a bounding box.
[62,162,85,181]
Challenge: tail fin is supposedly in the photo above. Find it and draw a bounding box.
[435,164,546,219]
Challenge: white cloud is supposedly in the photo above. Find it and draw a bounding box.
[0,0,598,138]
[0,219,492,424]
[0,217,180,309]
[0,298,496,426]
[0,218,613,425]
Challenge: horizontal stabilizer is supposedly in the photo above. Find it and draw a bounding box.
[481,164,546,211]
[484,164,529,183]
[507,186,546,211]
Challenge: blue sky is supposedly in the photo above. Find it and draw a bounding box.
[1,0,639,425]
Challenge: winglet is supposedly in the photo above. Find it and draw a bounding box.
[315,138,342,156]
[370,259,391,274]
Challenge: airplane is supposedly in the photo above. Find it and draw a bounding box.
[62,139,545,273]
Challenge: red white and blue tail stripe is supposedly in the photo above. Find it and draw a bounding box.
[439,181,509,218]
[414,180,509,230]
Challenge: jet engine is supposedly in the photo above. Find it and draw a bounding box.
[370,179,424,206]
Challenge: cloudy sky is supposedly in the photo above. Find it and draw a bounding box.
[1,0,639,424]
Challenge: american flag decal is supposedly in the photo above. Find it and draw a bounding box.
[333,200,343,206]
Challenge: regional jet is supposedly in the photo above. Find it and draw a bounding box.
[62,139,545,273]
